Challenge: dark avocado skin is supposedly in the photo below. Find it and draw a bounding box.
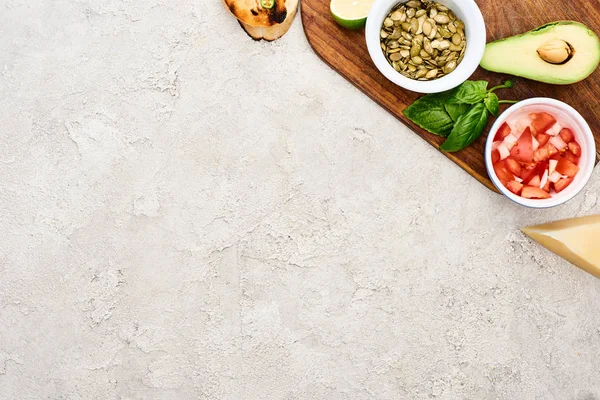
[489,21,578,44]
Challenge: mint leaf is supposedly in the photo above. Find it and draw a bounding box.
[449,81,489,105]
[403,93,455,137]
[445,102,470,122]
[440,103,489,152]
[484,92,499,116]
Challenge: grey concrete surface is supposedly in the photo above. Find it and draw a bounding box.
[1,1,599,399]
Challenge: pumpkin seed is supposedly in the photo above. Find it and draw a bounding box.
[416,15,426,34]
[451,33,462,45]
[410,43,421,58]
[443,60,457,74]
[425,69,439,79]
[428,25,438,40]
[415,69,428,78]
[438,40,451,50]
[434,14,450,24]
[390,53,403,61]
[390,30,402,40]
[409,18,419,33]
[423,39,434,54]
[439,28,452,39]
[380,0,466,81]
[422,21,432,37]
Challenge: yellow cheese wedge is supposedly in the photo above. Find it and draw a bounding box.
[522,215,600,278]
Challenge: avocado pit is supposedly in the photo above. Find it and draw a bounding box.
[537,39,574,65]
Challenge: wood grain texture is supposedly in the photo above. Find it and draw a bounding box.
[301,0,600,191]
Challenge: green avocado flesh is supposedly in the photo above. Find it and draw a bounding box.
[480,22,600,85]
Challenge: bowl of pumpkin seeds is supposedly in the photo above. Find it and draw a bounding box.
[365,0,485,93]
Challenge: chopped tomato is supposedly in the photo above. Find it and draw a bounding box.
[549,171,563,183]
[536,161,549,177]
[528,175,541,188]
[505,157,522,176]
[506,181,524,195]
[491,149,500,164]
[564,150,580,165]
[559,128,574,143]
[549,135,568,150]
[536,133,550,146]
[542,179,551,192]
[555,159,580,177]
[540,170,549,190]
[549,159,559,175]
[532,136,540,151]
[554,177,574,193]
[529,112,557,134]
[494,123,512,141]
[510,127,534,163]
[514,117,531,136]
[533,143,559,162]
[522,186,552,199]
[502,134,519,150]
[498,143,511,160]
[493,160,515,185]
[520,165,538,183]
[500,111,582,200]
[547,122,563,136]
[568,141,582,157]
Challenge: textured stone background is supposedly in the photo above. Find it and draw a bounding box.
[1,1,599,399]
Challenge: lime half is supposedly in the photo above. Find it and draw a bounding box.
[330,0,374,30]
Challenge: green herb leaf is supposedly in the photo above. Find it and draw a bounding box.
[403,93,455,137]
[444,102,471,122]
[448,81,489,105]
[489,80,515,93]
[484,92,499,116]
[440,103,489,152]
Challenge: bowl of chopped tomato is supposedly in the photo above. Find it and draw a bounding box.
[485,98,596,208]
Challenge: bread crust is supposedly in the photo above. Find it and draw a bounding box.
[224,0,298,40]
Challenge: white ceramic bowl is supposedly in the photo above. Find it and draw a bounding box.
[485,98,596,209]
[365,0,486,93]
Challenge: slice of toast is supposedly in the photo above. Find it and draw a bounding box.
[224,0,299,41]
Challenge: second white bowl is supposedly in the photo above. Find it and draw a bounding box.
[485,98,596,208]
[365,0,486,93]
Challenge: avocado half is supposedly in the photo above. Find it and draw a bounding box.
[480,21,600,85]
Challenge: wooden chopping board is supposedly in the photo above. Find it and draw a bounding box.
[301,0,600,191]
